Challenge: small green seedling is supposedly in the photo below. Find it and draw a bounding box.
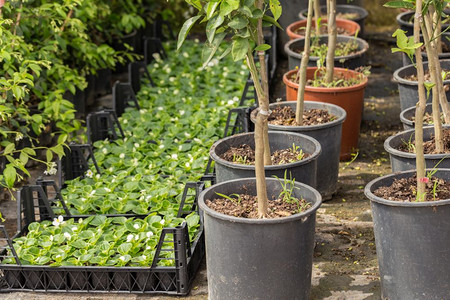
[215,192,242,206]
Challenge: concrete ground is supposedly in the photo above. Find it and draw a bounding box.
[0,3,404,299]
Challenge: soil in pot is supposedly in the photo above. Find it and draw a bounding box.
[402,68,450,82]
[295,41,360,58]
[268,105,336,126]
[398,128,450,154]
[220,144,309,165]
[206,193,311,219]
[373,175,450,202]
[288,66,367,88]
[295,23,352,37]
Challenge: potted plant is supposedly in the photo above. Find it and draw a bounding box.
[366,1,450,298]
[178,1,322,298]
[283,0,369,160]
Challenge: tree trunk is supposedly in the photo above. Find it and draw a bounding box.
[422,12,444,153]
[314,0,322,36]
[414,0,427,200]
[296,0,314,125]
[325,0,336,84]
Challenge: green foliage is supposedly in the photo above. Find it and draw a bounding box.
[391,29,423,64]
[2,213,201,267]
[178,0,282,66]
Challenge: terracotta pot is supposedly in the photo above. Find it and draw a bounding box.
[283,67,368,160]
[286,18,361,40]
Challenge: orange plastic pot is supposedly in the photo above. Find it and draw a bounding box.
[283,67,368,160]
[286,18,361,40]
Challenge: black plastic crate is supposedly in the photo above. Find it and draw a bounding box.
[0,223,204,294]
[128,61,154,95]
[86,109,125,144]
[112,81,140,117]
[144,37,167,64]
[57,143,101,186]
[0,183,205,294]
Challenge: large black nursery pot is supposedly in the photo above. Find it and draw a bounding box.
[401,33,450,66]
[393,59,450,111]
[254,101,346,200]
[285,35,368,71]
[210,131,321,188]
[199,177,322,300]
[298,4,368,35]
[365,169,450,300]
[397,11,450,37]
[384,125,450,172]
[399,103,433,130]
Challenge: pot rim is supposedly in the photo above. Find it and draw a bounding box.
[250,101,347,132]
[365,168,450,207]
[397,11,450,29]
[384,125,450,159]
[199,177,322,224]
[284,35,369,61]
[399,103,434,127]
[286,18,361,39]
[210,131,322,171]
[393,59,450,86]
[283,67,368,92]
[298,4,369,22]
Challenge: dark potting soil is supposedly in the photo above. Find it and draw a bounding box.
[289,68,364,88]
[403,69,450,81]
[301,11,360,20]
[295,25,351,37]
[420,42,450,53]
[220,144,309,165]
[398,128,450,154]
[206,194,311,219]
[373,175,450,202]
[268,105,336,126]
[410,112,444,125]
[294,41,360,57]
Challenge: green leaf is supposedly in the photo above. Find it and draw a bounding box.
[3,143,15,155]
[269,0,282,21]
[232,38,249,61]
[206,14,225,43]
[262,15,283,30]
[206,2,220,20]
[254,44,271,51]
[229,15,248,30]
[4,166,16,188]
[202,32,227,67]
[383,1,415,9]
[117,242,132,255]
[177,16,202,50]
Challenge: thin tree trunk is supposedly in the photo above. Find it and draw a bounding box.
[314,0,322,36]
[296,0,314,125]
[423,12,445,152]
[414,0,427,199]
[325,0,336,84]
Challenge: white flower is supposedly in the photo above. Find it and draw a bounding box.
[160,219,165,225]
[90,190,96,196]
[102,148,108,154]
[95,174,100,179]
[44,162,58,176]
[139,109,147,114]
[133,223,140,229]
[152,53,161,62]
[171,154,178,160]
[108,167,113,172]
[169,77,175,82]
[276,97,282,102]
[184,132,191,138]
[174,89,179,95]
[185,162,190,168]
[180,110,185,116]
[52,216,64,227]
[227,100,234,105]
[135,235,139,240]
[15,132,23,141]
[49,235,54,241]
[63,232,71,239]
[123,119,128,124]
[194,138,202,143]
[182,52,189,58]
[146,231,153,238]
[72,226,78,231]
[142,255,147,260]
[233,96,239,102]
[85,170,93,178]
[240,70,246,75]
[146,246,151,250]
[81,198,86,202]
[119,153,125,159]
[104,188,111,193]
[127,234,134,242]
[148,163,153,169]
[134,143,140,148]
[133,158,139,166]
[119,256,126,261]
[157,107,163,111]
[159,144,164,149]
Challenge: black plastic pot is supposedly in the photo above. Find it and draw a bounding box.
[384,125,450,172]
[254,101,346,200]
[397,11,450,37]
[64,88,86,118]
[393,59,450,111]
[210,131,321,188]
[401,33,450,66]
[365,169,450,300]
[199,177,321,300]
[298,4,368,35]
[399,103,434,130]
[94,68,112,97]
[285,35,368,70]
[112,30,139,73]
